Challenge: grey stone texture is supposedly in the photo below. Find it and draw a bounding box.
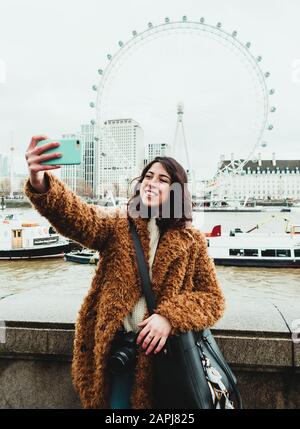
[0,284,299,409]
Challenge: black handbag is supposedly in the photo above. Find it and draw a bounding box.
[129,219,243,409]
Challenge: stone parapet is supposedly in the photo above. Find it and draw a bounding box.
[0,289,299,408]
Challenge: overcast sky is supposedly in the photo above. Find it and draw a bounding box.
[0,0,300,179]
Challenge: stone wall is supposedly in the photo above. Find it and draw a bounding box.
[0,323,299,409]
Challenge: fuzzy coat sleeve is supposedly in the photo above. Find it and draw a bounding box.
[24,171,117,251]
[155,231,225,334]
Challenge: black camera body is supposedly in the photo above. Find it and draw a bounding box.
[108,331,138,375]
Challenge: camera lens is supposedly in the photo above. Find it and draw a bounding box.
[108,332,137,375]
[109,350,132,375]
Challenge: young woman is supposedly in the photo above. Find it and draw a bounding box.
[24,135,225,409]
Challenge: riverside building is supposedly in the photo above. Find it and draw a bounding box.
[214,152,300,203]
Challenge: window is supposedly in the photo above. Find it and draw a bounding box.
[229,249,244,256]
[261,249,276,257]
[229,249,258,256]
[244,249,259,257]
[276,249,291,257]
[295,249,300,257]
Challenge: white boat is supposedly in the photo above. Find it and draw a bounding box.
[0,214,71,260]
[205,221,300,268]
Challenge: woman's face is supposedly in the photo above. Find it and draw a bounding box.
[140,162,172,209]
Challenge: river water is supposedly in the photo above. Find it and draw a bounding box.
[0,206,299,303]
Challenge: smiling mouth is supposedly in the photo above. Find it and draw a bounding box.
[145,189,158,197]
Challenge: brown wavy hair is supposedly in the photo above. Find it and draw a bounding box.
[127,156,192,232]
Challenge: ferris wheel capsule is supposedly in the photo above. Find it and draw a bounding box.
[118,41,124,47]
[148,22,153,28]
[246,42,251,48]
[217,22,222,28]
[92,85,98,91]
[132,30,137,37]
[165,17,170,23]
[257,56,262,62]
[265,72,270,78]
[98,69,103,75]
[90,119,96,125]
[232,31,237,37]
[268,124,274,130]
[200,17,205,23]
[261,141,268,147]
[182,16,187,22]
[269,88,275,95]
[270,106,276,112]
[89,102,95,108]
[107,54,112,60]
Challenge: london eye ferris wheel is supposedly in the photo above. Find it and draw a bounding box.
[88,16,276,196]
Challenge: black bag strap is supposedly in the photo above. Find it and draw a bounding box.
[129,218,156,315]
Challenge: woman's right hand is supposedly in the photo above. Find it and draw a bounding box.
[25,135,62,194]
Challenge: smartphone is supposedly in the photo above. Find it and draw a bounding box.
[36,138,82,165]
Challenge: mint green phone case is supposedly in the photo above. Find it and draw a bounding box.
[36,139,82,165]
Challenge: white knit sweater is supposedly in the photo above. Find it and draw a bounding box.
[123,217,160,333]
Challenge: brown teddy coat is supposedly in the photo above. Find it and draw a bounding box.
[24,172,225,409]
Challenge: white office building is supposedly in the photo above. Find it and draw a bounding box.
[0,154,9,177]
[60,133,84,194]
[95,119,144,198]
[214,153,300,202]
[145,143,169,165]
[81,124,95,197]
[60,127,96,197]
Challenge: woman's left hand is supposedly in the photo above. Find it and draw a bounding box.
[136,314,172,355]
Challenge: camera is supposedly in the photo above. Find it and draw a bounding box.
[108,331,138,375]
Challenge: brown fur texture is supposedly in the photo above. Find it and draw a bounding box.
[24,172,225,409]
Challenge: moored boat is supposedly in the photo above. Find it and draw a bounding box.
[0,214,71,259]
[64,249,99,264]
[205,221,300,268]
